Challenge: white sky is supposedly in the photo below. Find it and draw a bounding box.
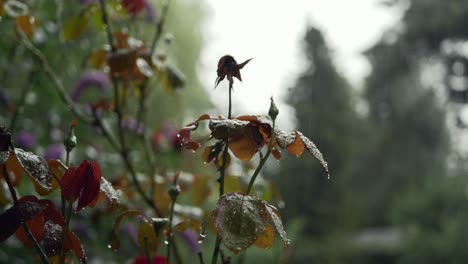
[200,0,401,129]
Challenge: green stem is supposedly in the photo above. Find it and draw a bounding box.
[21,37,92,124]
[246,119,276,195]
[98,0,115,52]
[212,82,233,264]
[150,0,171,56]
[166,198,176,263]
[9,70,35,133]
[144,236,152,264]
[22,222,50,264]
[198,252,205,264]
[59,202,73,264]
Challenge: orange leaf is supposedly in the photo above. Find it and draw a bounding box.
[229,135,257,161]
[253,224,275,249]
[16,15,39,38]
[89,50,107,69]
[286,132,305,158]
[0,151,23,186]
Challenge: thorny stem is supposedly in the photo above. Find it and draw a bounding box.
[212,83,233,264]
[59,202,73,264]
[97,0,164,219]
[150,0,171,57]
[246,119,276,195]
[3,164,50,264]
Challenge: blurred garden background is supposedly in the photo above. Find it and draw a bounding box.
[2,0,468,263]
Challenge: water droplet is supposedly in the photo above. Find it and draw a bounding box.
[107,244,112,249]
[164,240,169,245]
[278,200,285,209]
[327,174,331,180]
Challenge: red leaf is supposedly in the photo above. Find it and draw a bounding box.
[60,160,102,211]
[122,0,145,15]
[15,211,45,248]
[60,166,79,201]
[75,160,101,211]
[133,255,167,264]
[66,231,87,263]
[0,197,44,242]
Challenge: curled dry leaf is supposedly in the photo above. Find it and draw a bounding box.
[137,220,158,254]
[110,210,144,251]
[213,193,289,254]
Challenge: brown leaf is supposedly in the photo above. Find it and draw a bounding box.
[229,135,257,161]
[110,210,144,251]
[253,224,275,249]
[137,220,158,254]
[286,132,305,158]
[0,151,23,186]
[14,148,53,192]
[16,15,39,38]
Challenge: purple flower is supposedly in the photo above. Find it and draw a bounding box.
[44,144,64,160]
[144,0,157,22]
[122,117,145,135]
[15,131,37,150]
[78,0,96,5]
[72,71,110,102]
[178,229,200,254]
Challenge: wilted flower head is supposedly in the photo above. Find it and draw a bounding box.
[61,160,102,211]
[215,55,252,89]
[72,71,110,102]
[15,131,37,150]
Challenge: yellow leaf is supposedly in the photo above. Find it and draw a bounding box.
[138,221,158,253]
[253,224,275,249]
[16,15,39,39]
[63,14,88,41]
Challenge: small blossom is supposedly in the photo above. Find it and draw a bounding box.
[144,0,157,22]
[71,71,110,102]
[61,160,102,211]
[178,229,201,254]
[44,144,64,160]
[151,122,180,152]
[15,131,37,150]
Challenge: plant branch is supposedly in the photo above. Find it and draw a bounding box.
[98,0,115,52]
[9,70,35,133]
[21,37,92,124]
[246,119,276,195]
[3,164,50,264]
[150,0,171,57]
[59,202,73,264]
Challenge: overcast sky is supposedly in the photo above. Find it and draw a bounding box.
[199,0,401,129]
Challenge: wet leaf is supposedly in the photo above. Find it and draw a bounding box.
[265,204,290,245]
[137,220,158,253]
[272,148,281,160]
[65,230,87,263]
[213,193,267,253]
[61,160,102,211]
[253,224,275,249]
[174,219,201,232]
[98,177,120,209]
[275,129,329,177]
[0,197,44,242]
[14,148,53,192]
[298,132,329,177]
[16,15,39,38]
[15,210,45,248]
[43,221,62,256]
[229,135,258,161]
[286,132,305,158]
[63,14,88,41]
[107,48,138,80]
[110,210,143,251]
[0,151,23,186]
[47,159,67,192]
[0,128,11,164]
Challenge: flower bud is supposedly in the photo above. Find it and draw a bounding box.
[168,184,180,201]
[268,97,279,121]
